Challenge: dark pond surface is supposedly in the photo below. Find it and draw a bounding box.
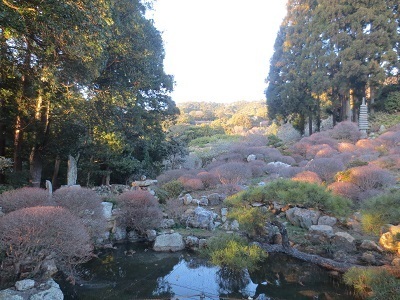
[59,242,355,300]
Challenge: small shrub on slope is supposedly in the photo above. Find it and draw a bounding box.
[360,190,400,235]
[0,187,50,213]
[344,267,399,300]
[343,165,396,191]
[161,180,184,198]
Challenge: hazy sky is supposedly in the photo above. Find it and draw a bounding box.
[150,0,287,103]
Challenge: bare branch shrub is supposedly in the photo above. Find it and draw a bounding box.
[0,206,93,279]
[211,162,252,185]
[306,144,338,159]
[329,121,361,143]
[52,187,106,242]
[248,160,268,177]
[289,141,311,157]
[327,182,360,202]
[0,187,50,213]
[182,177,204,191]
[377,130,400,147]
[371,155,400,170]
[292,170,322,184]
[306,157,345,182]
[355,139,380,152]
[156,169,193,185]
[345,165,396,191]
[116,190,163,235]
[197,171,219,189]
[278,166,304,178]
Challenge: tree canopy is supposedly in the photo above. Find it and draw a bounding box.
[266,0,400,134]
[0,0,178,186]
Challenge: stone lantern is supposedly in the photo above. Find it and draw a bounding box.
[359,97,369,138]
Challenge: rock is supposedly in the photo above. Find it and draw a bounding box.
[361,252,376,265]
[318,216,337,227]
[199,196,208,206]
[15,280,35,291]
[186,207,216,229]
[379,124,386,133]
[360,240,383,252]
[127,230,140,242]
[160,219,175,229]
[309,225,334,237]
[247,154,256,162]
[379,224,400,254]
[255,294,270,300]
[0,279,63,300]
[153,233,185,252]
[0,207,4,217]
[332,232,356,252]
[101,202,113,220]
[208,193,223,206]
[41,259,58,278]
[231,220,239,231]
[220,208,228,216]
[112,226,127,241]
[146,229,157,242]
[182,194,193,205]
[286,207,321,229]
[267,161,290,168]
[185,236,199,249]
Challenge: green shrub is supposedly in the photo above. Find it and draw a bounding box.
[384,91,400,112]
[226,179,352,217]
[161,180,184,198]
[361,190,400,235]
[228,207,269,236]
[201,234,267,272]
[343,267,400,299]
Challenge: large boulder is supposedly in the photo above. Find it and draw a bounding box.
[185,207,217,230]
[379,224,400,254]
[286,207,321,229]
[153,233,185,252]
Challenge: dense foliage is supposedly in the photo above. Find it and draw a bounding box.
[266,0,400,134]
[0,0,178,187]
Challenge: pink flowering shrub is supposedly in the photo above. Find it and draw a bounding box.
[197,171,219,189]
[0,187,50,213]
[344,165,396,191]
[329,121,361,143]
[327,182,360,202]
[211,162,252,185]
[0,206,93,279]
[306,157,345,182]
[292,171,322,184]
[116,190,163,235]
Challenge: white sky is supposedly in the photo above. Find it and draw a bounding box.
[150,0,288,103]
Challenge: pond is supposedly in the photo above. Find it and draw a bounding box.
[59,242,355,300]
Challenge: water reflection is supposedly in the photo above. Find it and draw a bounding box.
[60,243,353,300]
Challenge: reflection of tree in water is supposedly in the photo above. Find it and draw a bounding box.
[217,267,250,295]
[153,277,174,299]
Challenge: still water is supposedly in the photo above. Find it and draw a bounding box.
[60,242,354,300]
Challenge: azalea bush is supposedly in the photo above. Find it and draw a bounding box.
[0,187,50,213]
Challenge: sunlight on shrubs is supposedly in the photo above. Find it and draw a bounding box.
[228,207,269,236]
[343,267,400,300]
[201,234,267,272]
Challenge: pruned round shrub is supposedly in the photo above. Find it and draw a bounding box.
[377,130,400,147]
[306,144,337,159]
[182,177,204,191]
[0,187,50,213]
[161,180,184,198]
[211,162,252,185]
[116,190,163,235]
[344,165,396,191]
[0,206,93,279]
[337,142,357,153]
[361,190,400,234]
[327,182,360,202]
[225,179,352,217]
[306,157,345,182]
[371,155,400,170]
[156,169,192,185]
[196,171,219,189]
[52,187,106,241]
[292,171,322,184]
[247,160,268,177]
[330,121,361,142]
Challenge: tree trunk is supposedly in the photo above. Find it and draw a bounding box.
[52,155,61,188]
[13,116,23,172]
[29,146,42,187]
[308,111,313,136]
